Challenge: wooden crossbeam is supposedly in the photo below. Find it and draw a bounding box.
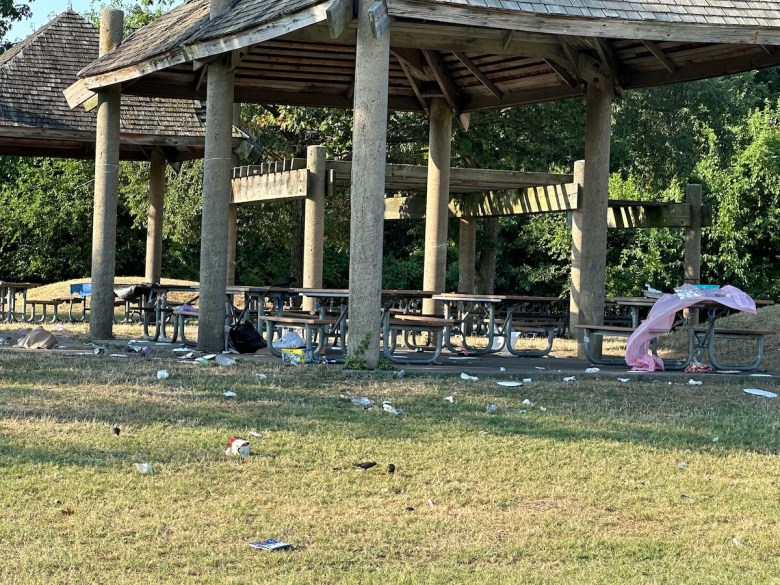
[326,0,353,39]
[642,40,677,74]
[230,169,307,204]
[422,49,461,116]
[454,52,503,100]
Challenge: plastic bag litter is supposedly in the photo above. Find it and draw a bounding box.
[228,320,266,353]
[460,372,478,381]
[134,463,155,475]
[16,326,56,349]
[194,357,211,366]
[272,330,305,349]
[382,401,402,416]
[349,397,373,407]
[444,395,455,403]
[156,370,170,380]
[215,354,237,367]
[743,388,777,398]
[585,367,600,373]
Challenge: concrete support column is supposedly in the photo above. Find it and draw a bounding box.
[303,145,327,312]
[144,148,165,284]
[569,84,612,359]
[89,8,123,340]
[422,98,453,315]
[684,184,702,285]
[198,0,235,351]
[347,0,390,368]
[458,217,476,294]
[226,103,240,287]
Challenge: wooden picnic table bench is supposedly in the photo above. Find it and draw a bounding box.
[382,313,457,365]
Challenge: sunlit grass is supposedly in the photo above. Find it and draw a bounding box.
[1,349,780,583]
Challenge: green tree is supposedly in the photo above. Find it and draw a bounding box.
[0,0,33,49]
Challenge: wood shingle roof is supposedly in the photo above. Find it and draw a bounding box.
[0,10,207,161]
[71,0,780,115]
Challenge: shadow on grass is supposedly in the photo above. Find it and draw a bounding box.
[1,352,779,463]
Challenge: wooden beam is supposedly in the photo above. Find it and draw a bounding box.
[454,51,503,100]
[595,38,622,84]
[384,185,579,219]
[502,30,513,49]
[422,49,460,115]
[64,78,96,109]
[327,0,354,39]
[544,58,578,88]
[391,47,426,72]
[397,58,429,114]
[368,0,394,39]
[577,53,613,94]
[642,40,677,74]
[387,0,780,46]
[231,169,308,204]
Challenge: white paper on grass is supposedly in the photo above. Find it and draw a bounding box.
[460,373,478,381]
[563,376,576,382]
[522,398,532,405]
[585,367,600,373]
[688,379,703,385]
[497,381,522,387]
[444,395,455,403]
[256,373,268,380]
[223,391,237,398]
[618,378,630,383]
[743,388,778,398]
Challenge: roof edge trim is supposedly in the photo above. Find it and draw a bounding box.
[76,2,330,93]
[387,0,780,46]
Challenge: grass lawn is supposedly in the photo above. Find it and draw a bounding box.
[1,345,780,584]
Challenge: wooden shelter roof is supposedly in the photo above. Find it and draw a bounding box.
[70,0,780,115]
[0,10,208,161]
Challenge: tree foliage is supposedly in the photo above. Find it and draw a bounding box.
[0,0,32,49]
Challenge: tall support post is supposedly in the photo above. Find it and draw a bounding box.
[303,145,327,312]
[226,103,240,287]
[422,97,453,314]
[569,84,612,359]
[683,184,702,285]
[89,8,123,340]
[458,217,476,294]
[347,0,390,369]
[198,0,235,352]
[145,148,165,284]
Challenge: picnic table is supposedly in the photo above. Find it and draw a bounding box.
[0,281,40,322]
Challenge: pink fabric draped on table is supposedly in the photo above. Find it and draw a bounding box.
[625,284,756,371]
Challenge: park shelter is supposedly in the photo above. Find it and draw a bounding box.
[68,0,780,364]
[0,10,211,287]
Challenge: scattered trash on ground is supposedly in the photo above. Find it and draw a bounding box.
[194,357,211,367]
[223,390,237,398]
[272,330,305,349]
[249,539,292,551]
[522,398,532,405]
[685,361,712,374]
[386,464,396,474]
[178,352,196,360]
[539,406,548,412]
[249,430,262,438]
[109,354,129,358]
[215,354,237,367]
[405,506,415,512]
[354,461,377,470]
[522,378,532,383]
[395,370,405,378]
[499,367,506,372]
[225,437,250,456]
[134,463,155,475]
[460,372,478,381]
[15,327,56,349]
[93,347,105,356]
[678,461,688,469]
[731,537,744,547]
[743,388,777,398]
[156,370,170,380]
[712,436,719,442]
[497,381,522,387]
[585,367,600,373]
[485,403,498,414]
[535,367,546,370]
[617,378,630,383]
[444,395,455,403]
[749,373,772,377]
[680,494,694,502]
[113,426,121,436]
[256,373,268,380]
[382,401,402,416]
[349,396,374,407]
[688,379,703,385]
[563,376,576,382]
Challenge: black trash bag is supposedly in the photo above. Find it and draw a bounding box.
[228,320,267,353]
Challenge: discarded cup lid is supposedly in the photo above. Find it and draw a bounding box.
[743,388,777,398]
[134,463,155,474]
[249,539,292,551]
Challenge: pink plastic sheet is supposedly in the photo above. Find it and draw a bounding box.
[625,285,756,371]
